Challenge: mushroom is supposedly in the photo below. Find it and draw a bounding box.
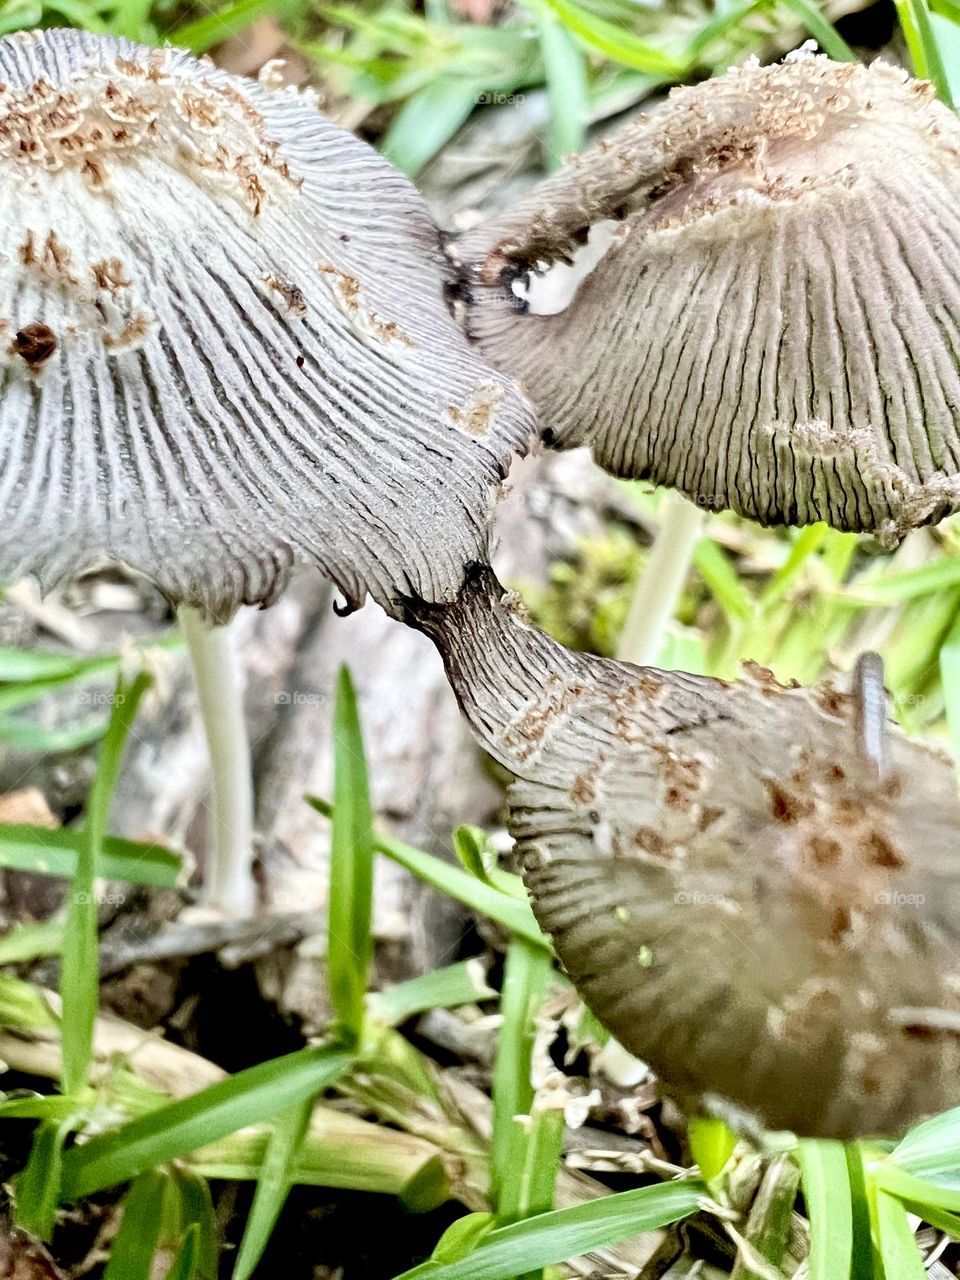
[408,567,960,1138]
[452,50,960,542]
[449,50,960,660]
[0,28,534,913]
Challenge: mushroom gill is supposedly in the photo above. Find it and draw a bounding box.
[409,567,960,1138]
[0,28,535,622]
[452,51,960,543]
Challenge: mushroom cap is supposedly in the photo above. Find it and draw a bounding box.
[453,52,960,544]
[0,29,534,622]
[412,569,960,1138]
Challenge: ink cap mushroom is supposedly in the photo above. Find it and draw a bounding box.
[411,568,960,1139]
[451,50,960,547]
[0,28,534,913]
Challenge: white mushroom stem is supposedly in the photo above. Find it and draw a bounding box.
[179,607,256,917]
[616,492,703,666]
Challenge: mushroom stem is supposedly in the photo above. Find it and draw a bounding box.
[852,651,889,781]
[179,607,256,917]
[616,492,703,666]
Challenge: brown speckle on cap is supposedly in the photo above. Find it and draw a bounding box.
[11,322,57,368]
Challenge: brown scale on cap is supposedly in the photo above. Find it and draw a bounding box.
[10,322,57,369]
[0,39,296,213]
[453,52,960,543]
[409,569,960,1138]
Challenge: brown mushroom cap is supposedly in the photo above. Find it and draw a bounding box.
[0,29,534,621]
[453,52,960,543]
[410,568,960,1138]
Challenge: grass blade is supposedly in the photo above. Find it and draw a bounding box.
[60,1044,352,1200]
[689,1116,736,1182]
[382,78,480,176]
[307,798,549,949]
[61,669,151,1096]
[524,0,685,74]
[171,1169,219,1280]
[538,13,588,166]
[371,960,496,1027]
[779,0,858,59]
[393,1179,704,1280]
[797,1140,852,1280]
[0,824,181,887]
[232,1098,314,1280]
[13,1117,75,1238]
[869,1160,960,1210]
[874,1190,925,1278]
[492,939,554,1217]
[892,1105,960,1181]
[168,0,278,51]
[102,1170,171,1280]
[939,613,960,761]
[895,0,954,104]
[327,666,375,1046]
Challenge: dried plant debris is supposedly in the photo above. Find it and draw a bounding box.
[410,567,960,1138]
[452,51,960,544]
[0,28,534,622]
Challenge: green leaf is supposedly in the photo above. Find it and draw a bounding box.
[869,1160,960,1210]
[874,1190,926,1278]
[0,648,109,681]
[62,668,152,1096]
[233,1098,314,1280]
[493,940,555,1219]
[103,1170,172,1280]
[307,799,550,949]
[694,540,754,625]
[60,1044,352,1201]
[327,666,375,1046]
[779,0,858,60]
[432,1213,497,1264]
[13,1118,75,1239]
[371,960,497,1027]
[939,611,960,760]
[0,824,181,887]
[522,0,685,75]
[453,825,525,898]
[393,1180,704,1280]
[688,1116,736,1182]
[893,1105,960,1182]
[167,1224,202,1280]
[538,13,588,167]
[168,0,278,51]
[797,1140,853,1280]
[517,1105,565,1219]
[171,1169,219,1280]
[381,78,480,176]
[847,1144,876,1280]
[895,0,954,105]
[0,918,64,964]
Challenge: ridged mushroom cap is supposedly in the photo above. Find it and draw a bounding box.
[0,29,534,622]
[453,52,960,543]
[411,569,960,1138]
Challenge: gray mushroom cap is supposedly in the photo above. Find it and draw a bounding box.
[453,52,960,543]
[0,28,534,622]
[411,569,960,1138]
